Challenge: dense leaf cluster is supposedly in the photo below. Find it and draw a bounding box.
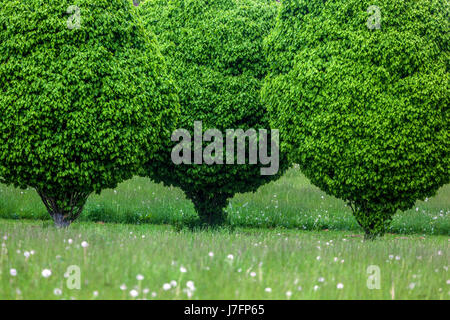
[262,0,449,237]
[139,0,288,225]
[0,0,179,226]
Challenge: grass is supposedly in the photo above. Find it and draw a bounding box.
[0,168,448,299]
[0,168,449,235]
[0,219,448,300]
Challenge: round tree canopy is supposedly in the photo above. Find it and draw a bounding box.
[0,0,179,201]
[262,0,449,235]
[139,0,287,224]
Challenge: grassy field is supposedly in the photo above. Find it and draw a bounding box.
[0,168,449,235]
[0,219,448,300]
[0,168,448,300]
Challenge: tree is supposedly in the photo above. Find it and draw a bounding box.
[139,0,288,226]
[0,0,179,227]
[262,0,449,238]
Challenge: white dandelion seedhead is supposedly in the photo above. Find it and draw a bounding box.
[41,269,52,278]
[129,289,139,298]
[186,281,195,291]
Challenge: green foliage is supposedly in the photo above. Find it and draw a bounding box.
[139,0,288,226]
[262,0,449,238]
[0,0,179,226]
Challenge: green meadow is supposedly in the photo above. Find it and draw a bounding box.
[0,168,449,235]
[0,168,448,300]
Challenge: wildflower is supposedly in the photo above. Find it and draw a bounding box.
[136,274,144,281]
[186,281,195,290]
[42,269,52,278]
[163,283,171,291]
[81,241,89,248]
[314,285,319,291]
[68,239,73,244]
[93,291,99,297]
[208,252,214,257]
[180,266,187,273]
[286,291,292,298]
[120,284,127,291]
[250,272,256,277]
[337,283,344,289]
[318,277,325,283]
[265,287,272,293]
[129,289,138,298]
[53,288,62,296]
[183,288,194,298]
[10,268,17,276]
[24,251,30,258]
[227,254,234,260]
[170,280,177,287]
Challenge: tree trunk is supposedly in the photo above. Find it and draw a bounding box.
[36,189,89,228]
[349,202,390,241]
[53,213,72,228]
[188,192,229,227]
[363,230,379,241]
